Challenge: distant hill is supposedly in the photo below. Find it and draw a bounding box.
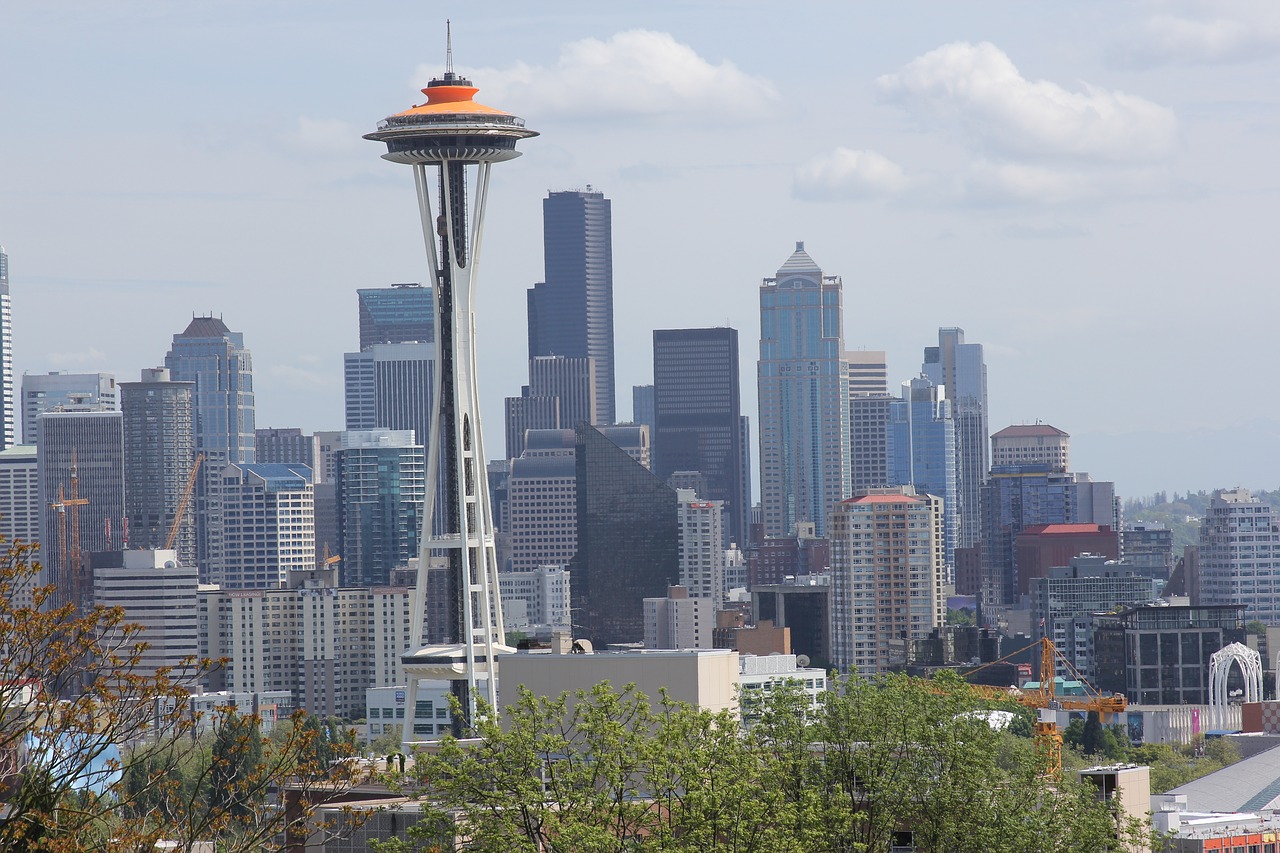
[1125,489,1280,551]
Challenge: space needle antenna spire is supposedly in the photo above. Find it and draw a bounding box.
[445,19,454,76]
[366,27,537,748]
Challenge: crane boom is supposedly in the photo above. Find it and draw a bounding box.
[164,452,204,552]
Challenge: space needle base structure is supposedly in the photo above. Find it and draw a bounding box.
[365,50,536,748]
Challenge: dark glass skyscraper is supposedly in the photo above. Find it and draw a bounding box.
[922,328,987,551]
[653,327,746,545]
[336,430,424,586]
[527,189,615,425]
[570,422,678,647]
[357,283,434,350]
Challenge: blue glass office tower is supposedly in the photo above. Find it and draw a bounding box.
[527,189,615,425]
[758,243,849,537]
[357,283,434,350]
[336,429,425,587]
[889,376,957,574]
[922,328,988,551]
[0,245,13,450]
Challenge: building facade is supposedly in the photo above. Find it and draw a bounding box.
[163,316,255,467]
[527,189,615,425]
[205,462,315,589]
[644,585,714,650]
[335,429,424,586]
[677,489,728,610]
[829,488,945,675]
[121,368,196,565]
[758,243,849,538]
[22,372,118,446]
[888,375,957,575]
[0,246,12,451]
[255,427,317,468]
[1199,489,1280,622]
[921,328,987,551]
[0,445,38,549]
[357,283,433,350]
[653,327,746,546]
[91,549,198,678]
[504,354,597,459]
[498,565,571,631]
[990,423,1070,471]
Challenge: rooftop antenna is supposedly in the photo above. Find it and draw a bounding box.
[445,19,454,76]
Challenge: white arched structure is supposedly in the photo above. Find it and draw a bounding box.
[1209,642,1262,728]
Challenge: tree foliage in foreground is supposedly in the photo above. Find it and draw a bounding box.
[0,537,360,851]
[375,672,1155,853]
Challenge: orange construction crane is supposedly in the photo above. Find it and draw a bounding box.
[939,637,1126,780]
[164,452,204,551]
[48,450,90,608]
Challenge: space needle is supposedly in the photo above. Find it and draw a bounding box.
[365,28,536,743]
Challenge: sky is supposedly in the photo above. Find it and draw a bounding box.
[2,1,1278,500]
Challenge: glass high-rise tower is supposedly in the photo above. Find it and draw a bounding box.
[527,189,615,425]
[922,328,988,551]
[0,245,14,450]
[758,243,849,537]
[357,283,434,350]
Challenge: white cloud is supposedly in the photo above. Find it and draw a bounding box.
[877,41,1177,162]
[423,30,777,120]
[793,148,913,201]
[957,160,1168,206]
[1112,4,1280,67]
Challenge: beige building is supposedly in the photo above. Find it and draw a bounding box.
[990,423,1070,472]
[199,567,411,718]
[829,487,945,675]
[92,549,198,678]
[643,585,714,650]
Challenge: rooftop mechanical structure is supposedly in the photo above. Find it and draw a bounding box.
[365,38,536,744]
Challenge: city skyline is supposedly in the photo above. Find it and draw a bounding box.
[3,4,1279,498]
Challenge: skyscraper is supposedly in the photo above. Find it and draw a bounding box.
[571,422,678,647]
[758,243,849,537]
[888,375,957,573]
[0,245,13,450]
[37,410,126,608]
[504,354,597,459]
[365,55,535,733]
[921,328,987,551]
[164,316,256,568]
[653,327,746,546]
[21,372,118,446]
[527,189,615,425]
[120,368,197,567]
[335,429,425,587]
[1199,488,1280,623]
[343,342,434,450]
[357,283,434,350]
[632,385,655,435]
[205,462,315,589]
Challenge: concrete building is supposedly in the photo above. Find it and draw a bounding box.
[205,462,314,589]
[829,488,945,675]
[653,327,747,545]
[0,445,39,548]
[365,682,467,742]
[121,368,196,566]
[758,243,848,537]
[644,585,714,650]
[748,523,829,585]
[498,646,738,717]
[571,422,679,648]
[990,423,1070,471]
[751,575,831,667]
[498,565,571,631]
[844,350,888,397]
[37,410,125,608]
[677,489,727,610]
[1198,488,1280,623]
[90,549,197,678]
[1028,555,1156,680]
[921,328,988,552]
[21,372,118,446]
[504,355,597,459]
[335,430,424,586]
[1093,602,1246,705]
[200,568,411,718]
[738,653,827,725]
[357,283,433,351]
[0,246,12,450]
[1122,524,1175,582]
[527,188,615,425]
[849,393,893,495]
[507,431,578,573]
[255,427,318,468]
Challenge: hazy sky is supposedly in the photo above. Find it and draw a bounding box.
[3,1,1278,499]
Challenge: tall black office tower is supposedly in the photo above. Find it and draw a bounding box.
[527,189,615,425]
[652,327,746,546]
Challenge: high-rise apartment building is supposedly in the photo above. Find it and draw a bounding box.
[255,427,318,468]
[991,424,1070,471]
[758,243,849,538]
[921,328,987,551]
[653,327,746,545]
[498,565,571,631]
[571,422,678,647]
[120,368,196,566]
[676,489,727,610]
[0,445,39,548]
[888,375,957,574]
[37,410,126,608]
[849,394,893,494]
[1198,488,1280,622]
[22,372,118,446]
[829,488,945,675]
[644,585,714,650]
[0,245,13,450]
[205,462,314,589]
[91,549,198,678]
[527,189,615,425]
[1122,524,1175,581]
[357,283,433,350]
[335,429,424,587]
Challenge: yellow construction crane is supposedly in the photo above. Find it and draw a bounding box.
[164,452,204,552]
[941,637,1126,780]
